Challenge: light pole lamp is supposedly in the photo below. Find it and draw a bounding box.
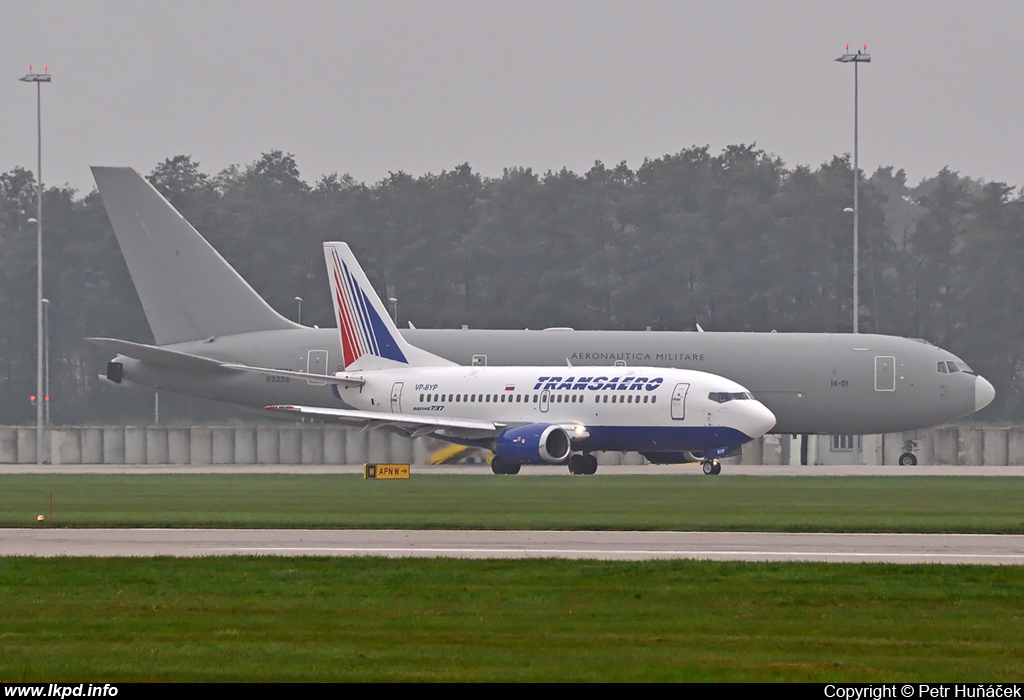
[835,46,869,334]
[295,296,302,325]
[20,66,51,462]
[388,297,398,325]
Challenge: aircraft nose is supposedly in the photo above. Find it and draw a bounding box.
[742,401,777,439]
[975,375,995,411]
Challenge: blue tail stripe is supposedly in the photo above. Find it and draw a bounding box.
[341,261,378,356]
[339,257,407,365]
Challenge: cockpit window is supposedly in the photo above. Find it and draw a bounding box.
[937,360,977,376]
[708,391,754,403]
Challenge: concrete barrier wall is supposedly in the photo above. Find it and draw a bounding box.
[3,425,1024,466]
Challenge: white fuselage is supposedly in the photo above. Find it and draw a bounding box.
[335,365,776,453]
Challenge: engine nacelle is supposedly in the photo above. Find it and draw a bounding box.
[494,424,572,464]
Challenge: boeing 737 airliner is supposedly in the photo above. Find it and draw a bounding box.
[262,243,776,474]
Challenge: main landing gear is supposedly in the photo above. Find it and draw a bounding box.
[568,453,598,475]
[491,457,521,475]
[701,458,722,475]
[898,432,919,466]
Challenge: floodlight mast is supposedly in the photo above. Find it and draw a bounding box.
[19,66,52,463]
[835,46,870,334]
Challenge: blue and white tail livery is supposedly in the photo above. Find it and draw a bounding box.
[324,243,453,371]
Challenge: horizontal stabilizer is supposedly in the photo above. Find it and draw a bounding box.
[88,337,227,372]
[89,337,364,387]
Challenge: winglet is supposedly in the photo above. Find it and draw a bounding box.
[324,242,454,370]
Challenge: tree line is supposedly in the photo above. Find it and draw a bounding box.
[0,146,1021,424]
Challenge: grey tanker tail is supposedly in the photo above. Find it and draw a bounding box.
[89,167,995,458]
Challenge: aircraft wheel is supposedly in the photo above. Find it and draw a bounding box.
[492,457,519,475]
[702,459,721,475]
[568,454,590,475]
[585,454,598,475]
[898,452,918,467]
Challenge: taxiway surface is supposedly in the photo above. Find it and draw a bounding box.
[4,529,1024,564]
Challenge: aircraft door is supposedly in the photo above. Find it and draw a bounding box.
[540,390,550,413]
[390,382,404,413]
[670,383,690,420]
[875,356,896,391]
[306,350,329,385]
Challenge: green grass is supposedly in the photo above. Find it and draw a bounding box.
[1,557,1023,681]
[3,474,1024,532]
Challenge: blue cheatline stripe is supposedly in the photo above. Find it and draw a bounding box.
[578,425,753,452]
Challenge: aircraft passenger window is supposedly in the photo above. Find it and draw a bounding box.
[651,396,656,404]
[533,395,538,403]
[470,395,475,402]
[643,396,648,403]
[516,395,522,403]
[419,394,424,402]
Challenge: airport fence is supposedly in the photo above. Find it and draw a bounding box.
[1,425,1023,466]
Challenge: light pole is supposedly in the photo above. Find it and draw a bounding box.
[20,65,51,463]
[42,298,49,424]
[294,296,303,325]
[835,45,869,334]
[388,297,398,325]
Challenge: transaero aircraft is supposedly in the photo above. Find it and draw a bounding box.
[89,167,995,467]
[258,243,776,474]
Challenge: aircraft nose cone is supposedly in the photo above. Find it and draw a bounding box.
[975,375,995,411]
[744,401,777,439]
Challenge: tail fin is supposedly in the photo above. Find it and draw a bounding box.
[92,166,297,345]
[324,242,453,370]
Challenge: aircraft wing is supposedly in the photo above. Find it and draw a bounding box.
[265,404,505,440]
[89,337,365,387]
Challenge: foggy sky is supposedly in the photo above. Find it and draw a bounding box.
[3,1,1023,194]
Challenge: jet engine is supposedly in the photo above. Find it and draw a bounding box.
[494,424,572,464]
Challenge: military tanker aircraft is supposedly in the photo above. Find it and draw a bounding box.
[88,167,995,466]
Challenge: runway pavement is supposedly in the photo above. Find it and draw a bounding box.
[3,528,1024,564]
[2,463,1024,475]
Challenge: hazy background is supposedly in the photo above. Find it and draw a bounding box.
[3,0,1022,192]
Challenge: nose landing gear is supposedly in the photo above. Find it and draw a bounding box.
[701,458,722,475]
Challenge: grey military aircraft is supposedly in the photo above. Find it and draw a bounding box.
[89,167,995,466]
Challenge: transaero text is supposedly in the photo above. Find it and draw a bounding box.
[570,352,705,363]
[532,376,664,391]
[824,685,1022,699]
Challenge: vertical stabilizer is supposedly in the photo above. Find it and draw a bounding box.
[92,166,297,345]
[324,242,453,370]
